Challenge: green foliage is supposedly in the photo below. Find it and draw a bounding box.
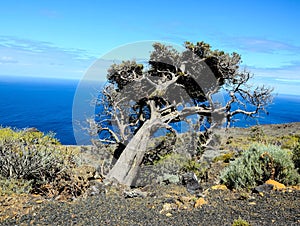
[0,176,32,195]
[223,135,253,152]
[0,140,63,181]
[0,127,60,145]
[213,152,235,163]
[232,217,250,226]
[292,142,300,173]
[281,134,300,150]
[0,127,78,194]
[143,133,176,165]
[250,126,267,143]
[220,143,300,189]
[181,158,209,181]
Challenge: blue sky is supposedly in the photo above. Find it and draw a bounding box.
[0,0,300,95]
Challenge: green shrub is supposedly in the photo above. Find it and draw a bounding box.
[220,143,300,189]
[281,134,300,150]
[0,127,60,145]
[250,126,267,143]
[213,152,235,163]
[292,142,300,173]
[0,176,32,195]
[0,128,77,193]
[232,217,250,226]
[181,158,209,181]
[0,139,63,181]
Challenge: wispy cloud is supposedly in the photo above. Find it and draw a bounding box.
[0,36,97,79]
[276,78,300,83]
[0,36,94,59]
[220,35,300,54]
[0,56,18,64]
[245,62,300,95]
[227,37,300,54]
[248,61,300,79]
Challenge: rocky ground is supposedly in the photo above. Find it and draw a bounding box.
[1,184,299,225]
[1,122,300,225]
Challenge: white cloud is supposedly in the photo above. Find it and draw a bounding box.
[0,36,97,79]
[246,62,300,95]
[0,56,18,64]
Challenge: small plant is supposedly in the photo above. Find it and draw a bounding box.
[213,152,235,163]
[220,143,300,189]
[0,127,60,145]
[232,217,250,226]
[0,176,32,195]
[0,127,78,194]
[281,134,300,150]
[292,142,300,173]
[0,139,63,183]
[250,126,267,143]
[181,158,209,181]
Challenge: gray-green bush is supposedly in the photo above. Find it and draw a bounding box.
[0,128,76,193]
[220,143,300,189]
[293,143,300,173]
[0,139,63,182]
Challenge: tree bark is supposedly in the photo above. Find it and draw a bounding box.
[106,117,160,186]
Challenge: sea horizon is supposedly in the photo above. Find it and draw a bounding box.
[1,75,300,145]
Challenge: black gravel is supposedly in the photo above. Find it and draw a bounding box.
[2,189,299,226]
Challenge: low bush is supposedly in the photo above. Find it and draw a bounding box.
[0,176,32,195]
[0,127,60,145]
[181,158,209,181]
[220,143,300,189]
[0,127,78,194]
[292,142,300,173]
[213,152,235,163]
[0,139,63,183]
[232,217,250,226]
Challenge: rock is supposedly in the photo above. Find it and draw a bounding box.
[182,172,202,195]
[85,185,100,196]
[160,174,180,185]
[253,183,274,193]
[201,148,229,164]
[124,189,148,198]
[194,197,207,208]
[85,180,106,196]
[265,179,286,190]
[159,203,178,214]
[211,184,227,190]
[165,213,172,217]
[24,127,40,133]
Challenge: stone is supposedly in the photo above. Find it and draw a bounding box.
[211,184,227,190]
[24,127,40,133]
[85,180,106,196]
[253,183,274,193]
[265,179,286,190]
[248,202,256,205]
[194,197,207,208]
[161,174,180,185]
[159,203,178,214]
[124,189,148,198]
[182,172,202,194]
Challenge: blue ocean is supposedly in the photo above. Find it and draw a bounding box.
[0,76,300,144]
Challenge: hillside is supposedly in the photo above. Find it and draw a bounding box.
[0,122,299,225]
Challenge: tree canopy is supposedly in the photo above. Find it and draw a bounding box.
[92,41,273,186]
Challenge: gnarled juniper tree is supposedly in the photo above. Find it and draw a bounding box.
[91,41,273,186]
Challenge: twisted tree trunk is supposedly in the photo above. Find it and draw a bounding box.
[106,117,160,186]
